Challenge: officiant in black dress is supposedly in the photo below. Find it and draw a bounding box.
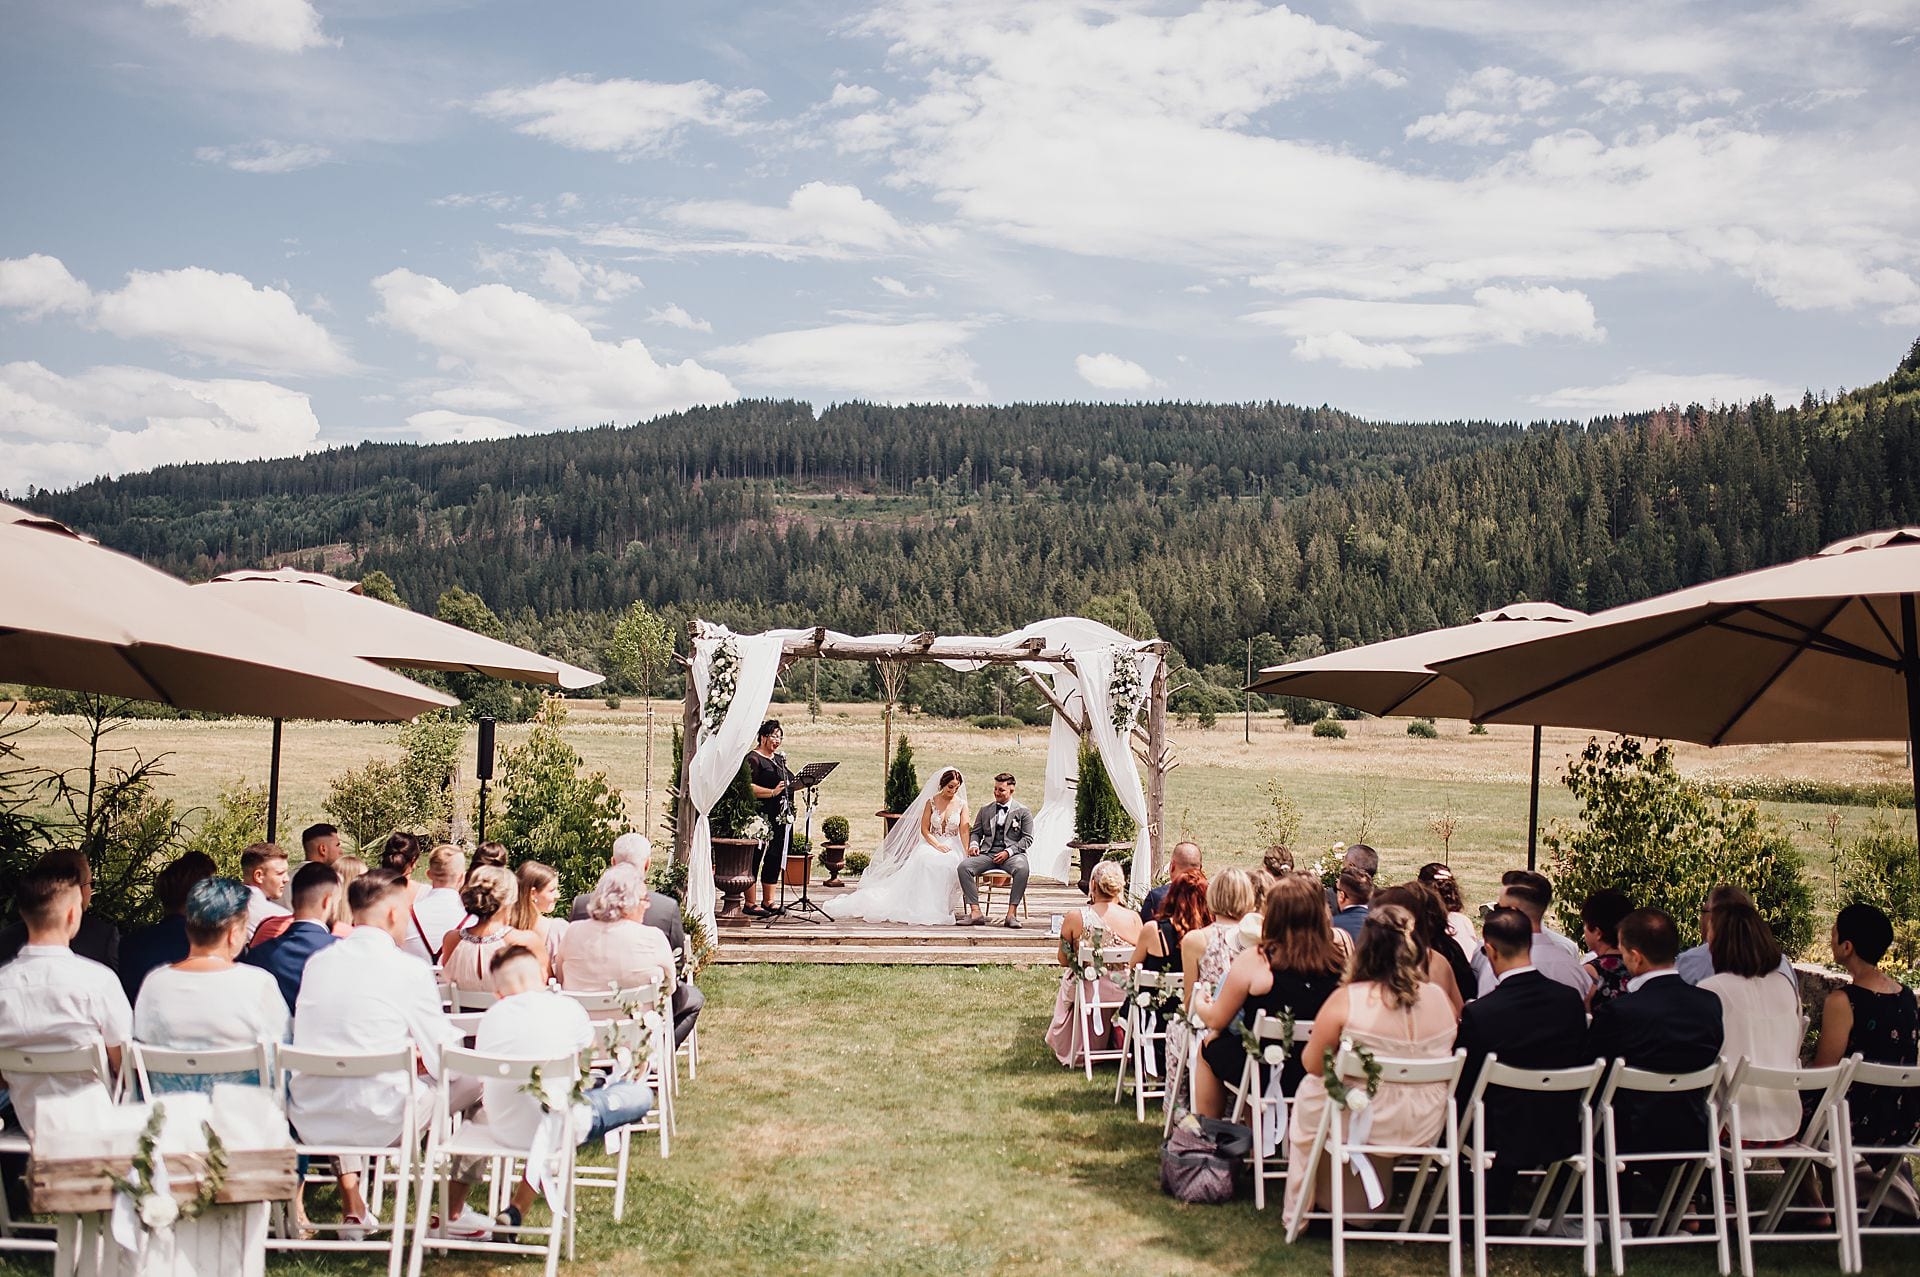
[745,719,793,918]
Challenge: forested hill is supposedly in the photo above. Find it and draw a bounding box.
[23,340,1920,691]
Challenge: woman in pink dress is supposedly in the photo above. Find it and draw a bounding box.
[1044,861,1142,1066]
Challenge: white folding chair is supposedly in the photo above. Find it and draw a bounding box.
[0,1041,112,1256]
[1113,969,1177,1121]
[127,1039,276,1101]
[675,950,700,1085]
[1231,1014,1314,1210]
[1463,1057,1608,1277]
[561,985,672,1134]
[1843,1058,1920,1268]
[446,1013,485,1039]
[435,978,455,1012]
[1161,1030,1202,1137]
[407,1047,578,1277]
[450,986,499,1013]
[571,1020,667,1217]
[273,1044,417,1277]
[1069,943,1132,1081]
[1595,1060,1730,1277]
[1720,1058,1858,1276]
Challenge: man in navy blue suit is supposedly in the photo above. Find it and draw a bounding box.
[243,862,342,1011]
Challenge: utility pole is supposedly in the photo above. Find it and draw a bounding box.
[1244,636,1252,743]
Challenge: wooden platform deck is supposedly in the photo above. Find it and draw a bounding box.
[712,880,1087,965]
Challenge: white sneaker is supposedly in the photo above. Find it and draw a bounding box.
[437,1206,493,1240]
[340,1212,378,1243]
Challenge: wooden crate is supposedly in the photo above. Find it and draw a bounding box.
[28,1149,296,1215]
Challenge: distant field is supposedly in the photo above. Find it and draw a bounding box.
[9,702,1914,928]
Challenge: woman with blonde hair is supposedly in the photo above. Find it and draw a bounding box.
[438,865,546,995]
[1045,860,1141,1066]
[1284,904,1457,1224]
[508,860,570,975]
[1185,867,1258,1007]
[328,855,366,937]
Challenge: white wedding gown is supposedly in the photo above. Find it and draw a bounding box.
[825,802,966,925]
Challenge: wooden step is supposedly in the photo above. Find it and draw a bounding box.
[724,926,1055,947]
[714,944,1055,966]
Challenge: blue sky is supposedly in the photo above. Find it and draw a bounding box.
[2,0,1917,490]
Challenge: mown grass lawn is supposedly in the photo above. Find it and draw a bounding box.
[21,964,1892,1277]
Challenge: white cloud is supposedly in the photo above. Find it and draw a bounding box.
[1528,371,1803,415]
[0,360,322,490]
[1405,110,1519,146]
[828,83,882,108]
[664,182,933,258]
[472,76,764,156]
[94,267,352,374]
[646,304,712,333]
[1074,352,1164,391]
[1446,66,1558,112]
[194,140,333,173]
[1249,286,1604,361]
[144,0,331,53]
[0,256,349,375]
[711,320,984,400]
[371,268,735,427]
[400,409,532,443]
[874,275,936,299]
[0,255,92,317]
[531,249,643,303]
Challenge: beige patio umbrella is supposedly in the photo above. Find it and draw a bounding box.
[1247,601,1587,867]
[0,518,457,720]
[1435,529,1920,844]
[195,568,604,839]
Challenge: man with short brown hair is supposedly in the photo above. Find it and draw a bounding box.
[240,842,291,944]
[0,848,120,970]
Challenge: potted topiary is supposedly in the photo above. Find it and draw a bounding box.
[1069,738,1136,895]
[709,758,762,925]
[819,814,851,886]
[878,735,919,837]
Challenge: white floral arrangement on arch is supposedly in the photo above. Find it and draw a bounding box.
[701,635,741,737]
[1108,646,1146,734]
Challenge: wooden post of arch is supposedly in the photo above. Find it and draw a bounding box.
[675,636,700,866]
[1145,652,1169,881]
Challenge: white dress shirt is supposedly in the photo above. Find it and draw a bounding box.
[289,926,456,1147]
[1477,927,1592,999]
[0,945,132,1135]
[134,965,288,1054]
[404,887,467,964]
[245,885,291,945]
[474,991,595,1148]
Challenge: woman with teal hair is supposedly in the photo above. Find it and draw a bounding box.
[132,876,288,1093]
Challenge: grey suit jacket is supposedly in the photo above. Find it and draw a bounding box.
[969,800,1033,858]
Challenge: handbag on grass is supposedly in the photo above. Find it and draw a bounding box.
[1159,1113,1252,1204]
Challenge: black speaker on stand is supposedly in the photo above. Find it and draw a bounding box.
[475,716,496,844]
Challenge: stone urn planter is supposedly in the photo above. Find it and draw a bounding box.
[1069,841,1134,896]
[877,809,903,838]
[819,841,849,887]
[711,836,762,925]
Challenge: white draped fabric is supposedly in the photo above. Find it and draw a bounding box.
[1026,686,1081,884]
[1072,644,1159,898]
[686,627,785,941]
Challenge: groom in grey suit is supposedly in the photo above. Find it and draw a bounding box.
[959,772,1033,928]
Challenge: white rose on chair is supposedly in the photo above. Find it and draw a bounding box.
[1262,1045,1286,1067]
[1345,1091,1370,1113]
[138,1193,180,1231]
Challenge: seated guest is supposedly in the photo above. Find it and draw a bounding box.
[329,855,366,937]
[1677,885,1798,986]
[1330,867,1372,942]
[571,835,702,1046]
[0,848,121,970]
[133,877,288,1092]
[1376,881,1468,1012]
[1131,868,1206,975]
[441,866,545,995]
[1701,901,1802,1143]
[1138,841,1202,924]
[1477,875,1590,1000]
[1195,872,1344,1117]
[379,831,427,908]
[1813,903,1920,1153]
[1045,861,1141,1067]
[558,864,677,997]
[0,861,132,1135]
[1187,868,1259,1006]
[1503,868,1582,954]
[509,860,570,976]
[475,944,654,1234]
[1454,907,1594,1209]
[1580,888,1635,1010]
[570,832,653,920]
[469,840,510,872]
[239,843,291,946]
[301,822,343,867]
[1588,908,1725,1155]
[242,863,342,1011]
[1254,845,1295,900]
[405,844,469,964]
[119,852,216,1000]
[292,868,476,1241]
[1417,863,1479,964]
[1287,905,1457,1221]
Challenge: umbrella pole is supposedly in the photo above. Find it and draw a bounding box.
[266,717,283,845]
[1903,597,1920,853]
[1527,725,1543,872]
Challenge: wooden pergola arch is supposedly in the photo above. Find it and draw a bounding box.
[673,624,1177,881]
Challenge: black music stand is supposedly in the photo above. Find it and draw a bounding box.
[766,761,838,924]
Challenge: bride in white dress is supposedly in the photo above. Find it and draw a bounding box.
[825,768,969,925]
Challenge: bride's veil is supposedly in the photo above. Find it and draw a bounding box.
[859,767,968,888]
